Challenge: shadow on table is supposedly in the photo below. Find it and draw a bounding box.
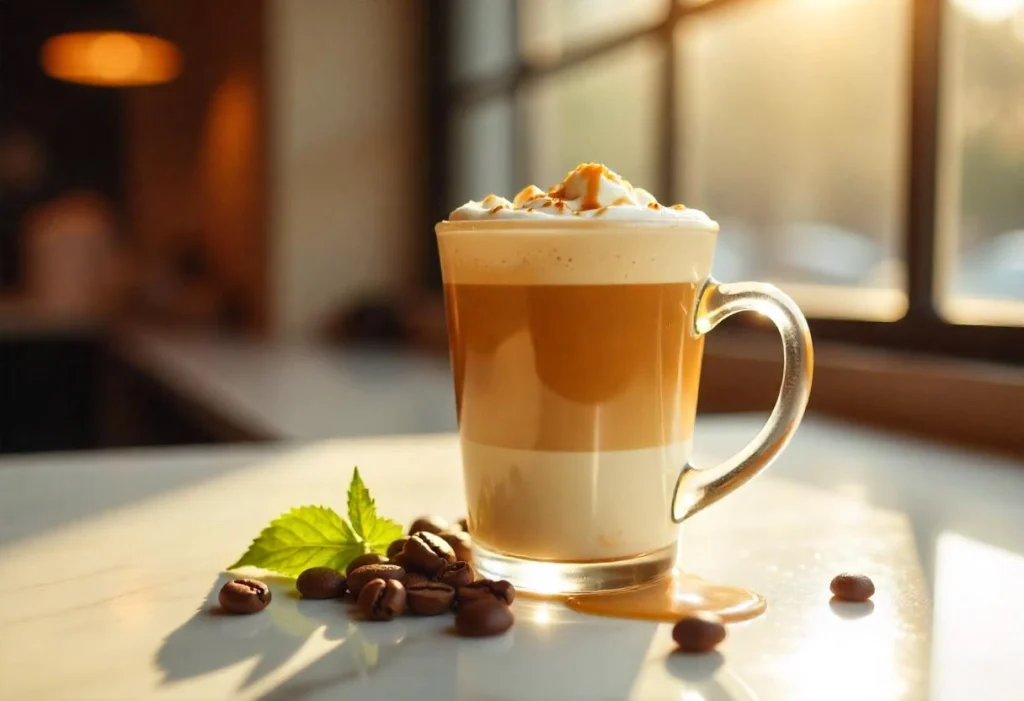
[664,652,759,701]
[445,600,759,701]
[829,597,875,619]
[263,598,759,701]
[157,572,450,698]
[254,623,450,701]
[157,573,355,691]
[158,577,760,700]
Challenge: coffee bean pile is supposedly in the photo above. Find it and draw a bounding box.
[217,515,514,638]
[342,516,515,637]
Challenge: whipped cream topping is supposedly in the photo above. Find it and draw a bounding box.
[448,163,712,223]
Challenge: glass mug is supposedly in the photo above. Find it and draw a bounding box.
[436,217,813,594]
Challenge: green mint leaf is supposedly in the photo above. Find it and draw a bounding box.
[347,467,372,536]
[228,505,363,577]
[360,514,404,555]
[347,467,404,555]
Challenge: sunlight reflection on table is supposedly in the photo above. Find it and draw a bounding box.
[931,532,1024,701]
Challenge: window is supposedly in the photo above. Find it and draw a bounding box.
[938,0,1024,326]
[427,0,1024,364]
[676,0,908,321]
[523,38,664,192]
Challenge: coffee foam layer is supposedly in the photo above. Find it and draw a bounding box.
[437,225,717,285]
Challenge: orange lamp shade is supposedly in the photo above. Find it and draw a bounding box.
[41,31,181,87]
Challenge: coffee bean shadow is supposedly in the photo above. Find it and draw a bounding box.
[155,573,353,692]
[664,652,759,701]
[829,597,875,619]
[665,650,724,681]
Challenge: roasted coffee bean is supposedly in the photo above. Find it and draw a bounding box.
[438,561,475,588]
[345,553,388,578]
[219,578,272,614]
[672,613,726,653]
[387,536,410,559]
[409,516,449,535]
[458,579,515,607]
[406,582,456,616]
[439,530,473,562]
[347,563,405,596]
[830,573,875,602]
[296,567,347,599]
[358,578,406,621]
[455,598,514,637]
[403,531,456,574]
[401,571,431,588]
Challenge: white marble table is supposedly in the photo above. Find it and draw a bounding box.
[1,416,1022,700]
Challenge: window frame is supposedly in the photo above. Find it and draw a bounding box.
[423,0,1024,365]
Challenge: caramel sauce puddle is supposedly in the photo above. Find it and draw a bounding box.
[520,573,766,623]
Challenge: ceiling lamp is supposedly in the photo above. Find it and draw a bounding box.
[41,30,180,87]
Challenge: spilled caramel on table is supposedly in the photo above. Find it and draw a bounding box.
[555,573,766,623]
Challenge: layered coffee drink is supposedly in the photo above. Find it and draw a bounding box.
[438,164,718,566]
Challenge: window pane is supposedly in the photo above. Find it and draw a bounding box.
[523,39,663,197]
[675,0,909,320]
[938,1,1024,326]
[519,0,667,63]
[449,0,517,84]
[449,97,515,211]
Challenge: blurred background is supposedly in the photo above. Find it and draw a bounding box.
[0,0,1021,456]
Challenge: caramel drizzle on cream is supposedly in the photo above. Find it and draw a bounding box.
[546,163,621,211]
[468,164,693,218]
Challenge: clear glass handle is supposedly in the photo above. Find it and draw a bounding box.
[672,278,814,522]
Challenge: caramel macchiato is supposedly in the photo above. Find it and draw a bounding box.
[438,163,813,596]
[439,165,717,564]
